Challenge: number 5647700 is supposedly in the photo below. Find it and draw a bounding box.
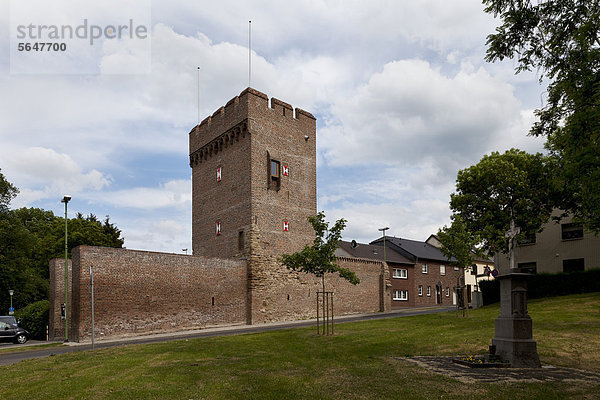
[18,42,66,51]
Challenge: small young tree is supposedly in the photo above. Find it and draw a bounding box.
[437,215,482,316]
[279,211,359,334]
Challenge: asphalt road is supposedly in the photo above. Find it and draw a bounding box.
[0,306,454,366]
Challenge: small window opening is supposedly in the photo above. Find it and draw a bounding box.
[212,297,215,306]
[238,230,245,251]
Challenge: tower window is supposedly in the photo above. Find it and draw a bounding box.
[238,230,245,251]
[270,160,280,179]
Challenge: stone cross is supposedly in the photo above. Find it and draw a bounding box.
[505,219,520,271]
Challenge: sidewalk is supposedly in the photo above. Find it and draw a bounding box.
[63,305,455,346]
[1,305,454,350]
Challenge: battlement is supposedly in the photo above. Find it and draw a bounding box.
[189,87,315,138]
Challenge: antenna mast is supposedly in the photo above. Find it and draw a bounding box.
[248,20,252,88]
[198,67,200,126]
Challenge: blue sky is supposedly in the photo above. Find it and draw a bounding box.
[0,0,547,253]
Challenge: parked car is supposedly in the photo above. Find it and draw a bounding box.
[0,316,29,344]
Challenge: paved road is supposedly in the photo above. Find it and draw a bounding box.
[0,306,454,366]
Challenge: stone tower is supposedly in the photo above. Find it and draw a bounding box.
[189,87,317,323]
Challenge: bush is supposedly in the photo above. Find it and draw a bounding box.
[479,268,600,306]
[14,300,49,340]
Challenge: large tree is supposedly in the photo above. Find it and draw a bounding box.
[484,0,600,231]
[450,149,554,254]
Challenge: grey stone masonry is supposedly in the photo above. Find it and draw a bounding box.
[492,272,541,368]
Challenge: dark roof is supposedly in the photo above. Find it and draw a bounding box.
[370,236,456,263]
[337,241,414,264]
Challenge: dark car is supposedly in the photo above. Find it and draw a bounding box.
[0,316,29,344]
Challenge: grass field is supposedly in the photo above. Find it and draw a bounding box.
[2,293,599,399]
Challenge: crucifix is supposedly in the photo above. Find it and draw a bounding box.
[505,219,520,271]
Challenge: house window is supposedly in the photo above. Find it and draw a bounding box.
[471,264,477,275]
[393,290,408,301]
[563,258,585,273]
[422,264,428,274]
[445,287,450,297]
[392,268,407,279]
[518,231,536,245]
[440,265,445,275]
[518,262,537,274]
[427,286,431,296]
[562,223,583,240]
[418,286,423,296]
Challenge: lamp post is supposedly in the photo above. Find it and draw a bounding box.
[378,227,390,262]
[61,195,71,342]
[8,290,14,315]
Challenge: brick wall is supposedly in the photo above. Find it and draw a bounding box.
[48,258,72,341]
[60,246,247,342]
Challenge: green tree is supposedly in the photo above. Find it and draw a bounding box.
[0,168,18,211]
[437,215,481,270]
[484,0,600,231]
[279,211,359,294]
[450,149,554,254]
[0,171,125,314]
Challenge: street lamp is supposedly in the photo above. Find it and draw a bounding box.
[8,290,14,315]
[378,227,390,262]
[61,195,71,342]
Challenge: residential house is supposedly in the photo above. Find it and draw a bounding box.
[336,241,415,308]
[370,237,458,306]
[425,234,495,307]
[495,210,600,274]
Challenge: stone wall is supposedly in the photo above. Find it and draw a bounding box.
[49,246,390,341]
[248,255,390,324]
[52,246,248,342]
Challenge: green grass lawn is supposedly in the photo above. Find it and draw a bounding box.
[3,293,599,399]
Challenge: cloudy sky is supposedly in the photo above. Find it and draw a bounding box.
[0,0,547,253]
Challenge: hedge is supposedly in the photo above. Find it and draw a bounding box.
[479,268,600,306]
[14,299,49,340]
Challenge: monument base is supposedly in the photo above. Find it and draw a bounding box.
[492,336,541,368]
[491,271,541,368]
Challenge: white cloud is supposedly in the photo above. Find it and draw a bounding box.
[3,147,111,206]
[90,179,191,209]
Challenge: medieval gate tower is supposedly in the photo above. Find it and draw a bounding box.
[189,87,318,323]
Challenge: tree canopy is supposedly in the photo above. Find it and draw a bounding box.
[0,169,18,211]
[279,211,359,290]
[436,215,482,270]
[0,172,124,314]
[450,149,554,254]
[484,0,600,231]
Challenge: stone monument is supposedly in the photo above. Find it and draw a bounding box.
[491,219,541,368]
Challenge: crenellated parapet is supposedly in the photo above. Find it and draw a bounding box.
[189,87,315,160]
